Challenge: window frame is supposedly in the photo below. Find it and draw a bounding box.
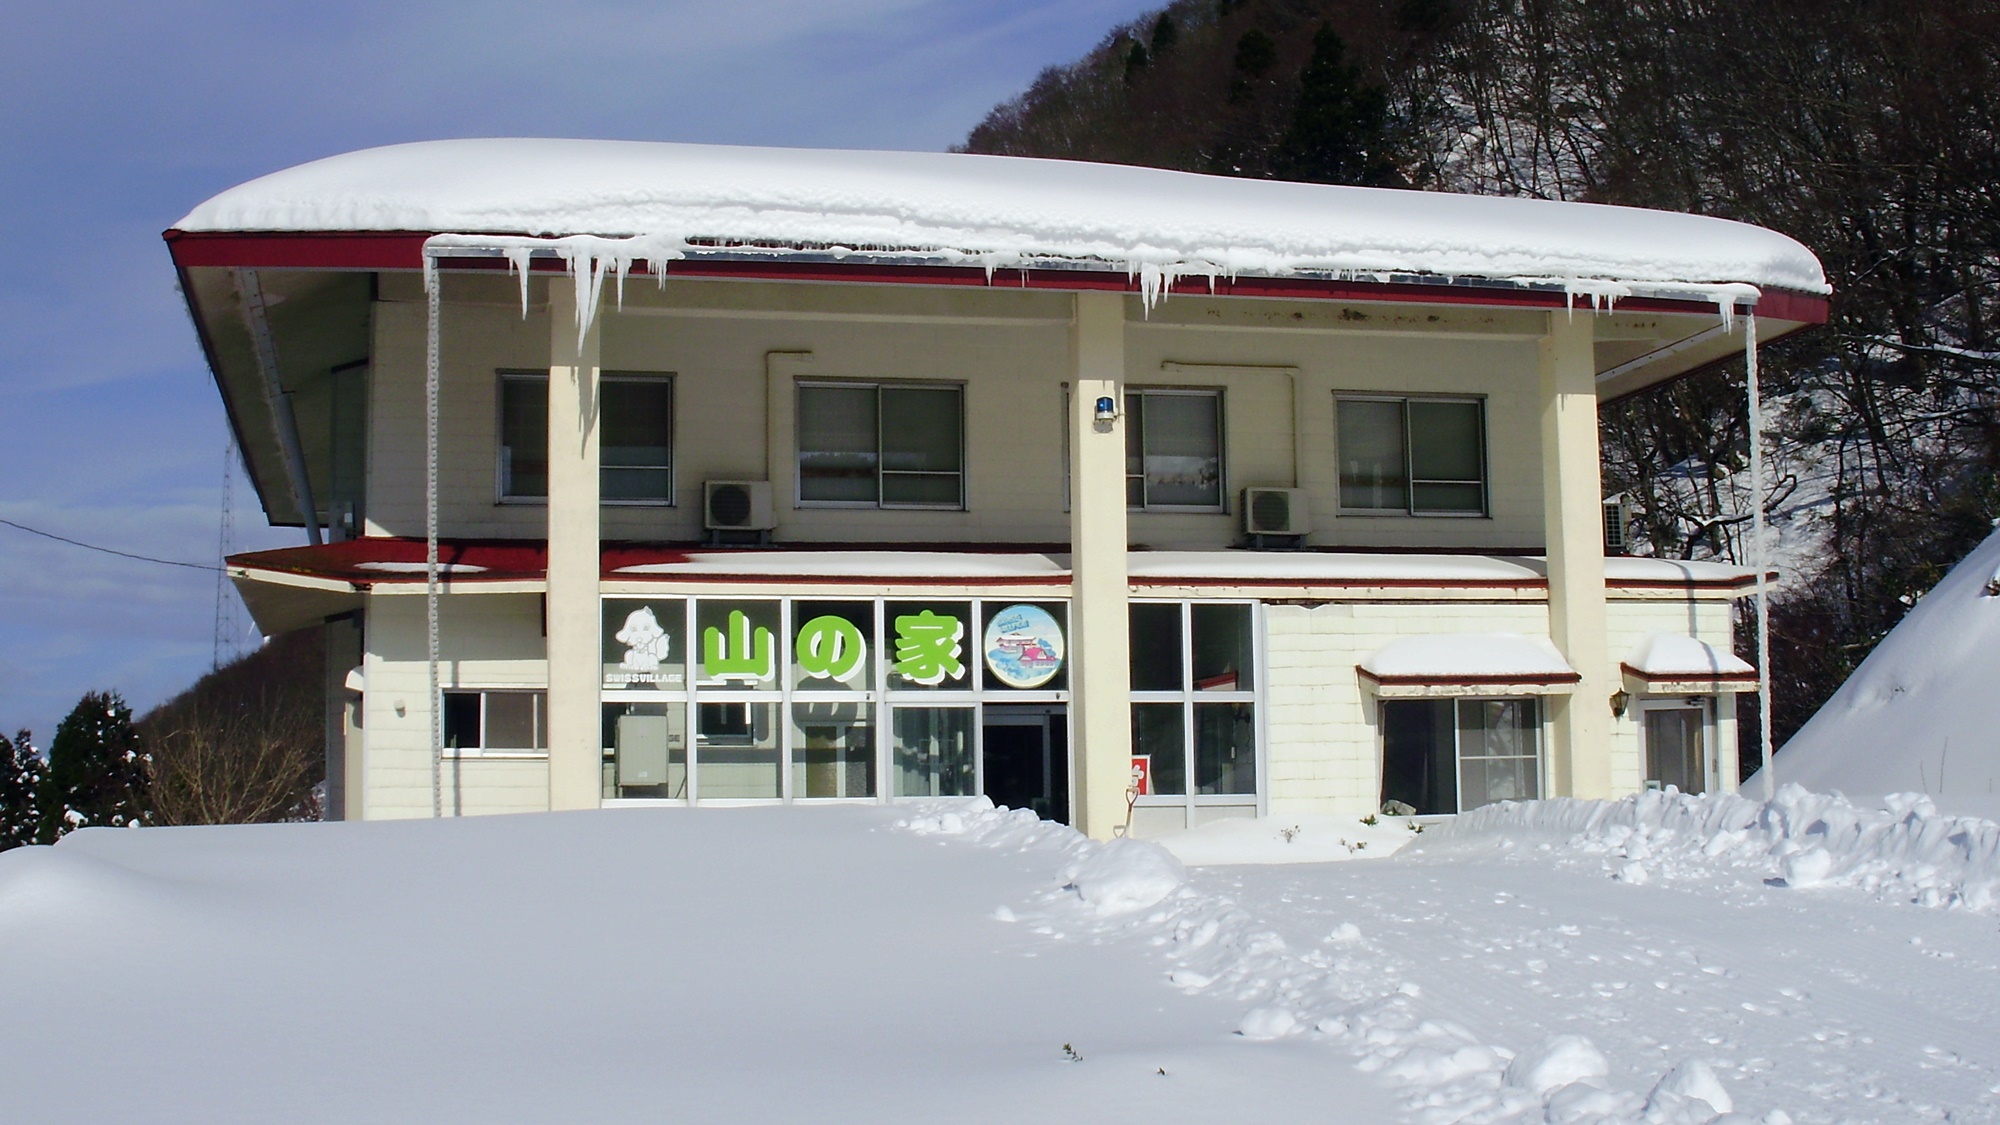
[496,370,677,507]
[1128,599,1263,814]
[794,379,967,511]
[1125,386,1227,513]
[1376,695,1545,814]
[440,688,549,758]
[1334,392,1488,518]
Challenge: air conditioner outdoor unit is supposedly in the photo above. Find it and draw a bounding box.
[704,480,775,531]
[1603,494,1632,556]
[1242,487,1310,537]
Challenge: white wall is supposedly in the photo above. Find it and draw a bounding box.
[1261,592,1745,818]
[364,275,1551,551]
[360,592,550,819]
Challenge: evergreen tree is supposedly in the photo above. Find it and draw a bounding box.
[1124,39,1151,83]
[39,691,149,841]
[1233,29,1277,77]
[0,729,43,850]
[1271,24,1398,186]
[1150,13,1179,54]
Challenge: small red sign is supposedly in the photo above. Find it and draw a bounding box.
[1129,755,1152,796]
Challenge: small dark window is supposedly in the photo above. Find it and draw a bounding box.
[500,373,673,503]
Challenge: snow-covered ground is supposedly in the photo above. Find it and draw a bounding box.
[2,790,1995,1124]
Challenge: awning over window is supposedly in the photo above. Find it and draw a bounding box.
[1621,633,1758,694]
[1357,633,1580,698]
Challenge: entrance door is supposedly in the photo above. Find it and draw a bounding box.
[1642,703,1709,795]
[982,707,1070,823]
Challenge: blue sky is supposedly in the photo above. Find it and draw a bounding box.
[0,0,1156,744]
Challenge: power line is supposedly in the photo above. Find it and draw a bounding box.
[0,517,224,572]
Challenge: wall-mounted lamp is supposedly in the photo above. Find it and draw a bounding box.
[1610,689,1631,718]
[1094,395,1118,422]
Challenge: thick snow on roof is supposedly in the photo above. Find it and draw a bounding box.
[176,139,1827,300]
[1360,633,1577,680]
[1764,528,2000,820]
[1623,633,1755,678]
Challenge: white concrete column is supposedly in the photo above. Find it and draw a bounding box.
[1539,310,1613,798]
[546,277,603,810]
[1069,291,1133,839]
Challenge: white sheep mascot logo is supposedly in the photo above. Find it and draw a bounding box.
[615,607,671,672]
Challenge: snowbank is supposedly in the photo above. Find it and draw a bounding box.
[1149,812,1422,866]
[0,804,1405,1124]
[1413,784,2000,911]
[916,802,1793,1124]
[176,139,1827,304]
[1761,526,2000,820]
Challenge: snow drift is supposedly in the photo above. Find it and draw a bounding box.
[1762,526,2000,819]
[1416,784,2000,911]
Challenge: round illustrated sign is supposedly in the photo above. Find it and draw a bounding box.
[982,604,1066,689]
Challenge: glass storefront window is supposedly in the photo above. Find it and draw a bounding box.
[696,701,781,798]
[1191,603,1254,691]
[1194,701,1257,795]
[1128,603,1184,692]
[1130,601,1259,810]
[893,707,975,797]
[792,701,875,798]
[885,601,974,691]
[1131,703,1186,795]
[602,701,686,798]
[603,598,687,690]
[791,601,875,692]
[593,594,1127,810]
[695,600,783,687]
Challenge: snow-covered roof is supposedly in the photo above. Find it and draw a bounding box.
[1622,633,1756,681]
[175,139,1827,302]
[1358,633,1579,687]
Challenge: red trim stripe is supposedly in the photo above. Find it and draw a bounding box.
[164,229,1830,324]
[1357,667,1582,686]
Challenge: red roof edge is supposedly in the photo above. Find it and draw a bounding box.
[1356,667,1583,686]
[162,229,1829,323]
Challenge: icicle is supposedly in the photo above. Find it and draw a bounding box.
[1745,309,1775,800]
[557,243,612,354]
[423,246,443,819]
[504,245,534,319]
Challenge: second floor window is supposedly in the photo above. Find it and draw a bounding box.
[500,372,674,504]
[1126,388,1223,509]
[797,381,964,508]
[1336,395,1486,515]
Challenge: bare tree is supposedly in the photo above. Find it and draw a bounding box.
[140,627,325,825]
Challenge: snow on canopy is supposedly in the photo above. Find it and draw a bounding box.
[1623,633,1755,678]
[175,139,1828,303]
[1763,527,2000,820]
[1360,633,1577,681]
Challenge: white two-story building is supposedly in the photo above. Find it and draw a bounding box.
[167,140,1826,837]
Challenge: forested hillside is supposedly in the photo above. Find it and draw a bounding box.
[963,0,2000,746]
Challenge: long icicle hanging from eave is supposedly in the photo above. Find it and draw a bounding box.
[424,249,443,819]
[1745,310,1775,798]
